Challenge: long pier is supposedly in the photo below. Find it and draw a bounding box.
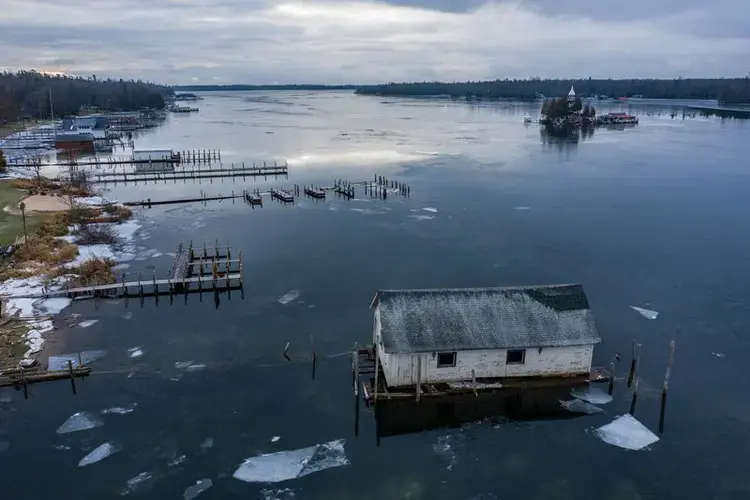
[2,242,243,300]
[88,162,288,184]
[124,192,245,207]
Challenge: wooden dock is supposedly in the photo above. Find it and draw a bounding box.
[304,186,326,199]
[88,162,288,184]
[0,365,91,391]
[124,191,245,207]
[270,188,295,203]
[1,242,243,300]
[244,189,263,207]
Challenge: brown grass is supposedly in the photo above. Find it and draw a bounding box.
[67,257,116,287]
[103,204,133,221]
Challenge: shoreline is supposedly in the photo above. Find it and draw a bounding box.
[0,187,139,369]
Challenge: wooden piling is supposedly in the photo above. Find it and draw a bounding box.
[68,360,77,394]
[659,340,675,433]
[627,340,637,387]
[416,356,422,403]
[629,344,642,415]
[311,334,316,380]
[608,361,615,395]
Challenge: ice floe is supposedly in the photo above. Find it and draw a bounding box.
[594,414,659,451]
[570,386,613,405]
[559,399,604,414]
[630,305,659,320]
[101,403,137,415]
[271,436,281,443]
[78,441,121,466]
[233,439,349,483]
[422,207,438,213]
[433,435,459,471]
[278,289,300,305]
[48,349,107,370]
[120,472,153,495]
[77,319,98,328]
[409,214,435,221]
[175,361,194,369]
[56,411,104,434]
[200,438,214,450]
[261,488,295,500]
[186,364,206,372]
[128,346,144,358]
[183,478,213,500]
[513,206,531,211]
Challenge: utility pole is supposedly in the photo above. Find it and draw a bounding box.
[19,201,27,243]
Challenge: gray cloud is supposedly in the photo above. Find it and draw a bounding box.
[1,0,748,84]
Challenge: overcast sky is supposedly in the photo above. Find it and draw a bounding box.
[1,0,748,85]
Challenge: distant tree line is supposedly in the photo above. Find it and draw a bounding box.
[356,78,750,102]
[173,84,358,92]
[0,71,171,124]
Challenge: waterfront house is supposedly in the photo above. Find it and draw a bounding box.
[369,284,601,388]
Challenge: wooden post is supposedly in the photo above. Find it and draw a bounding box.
[472,369,477,396]
[22,371,28,400]
[311,334,316,380]
[68,359,77,394]
[353,342,359,391]
[627,340,637,387]
[416,356,422,403]
[629,344,642,415]
[608,361,615,395]
[659,340,675,433]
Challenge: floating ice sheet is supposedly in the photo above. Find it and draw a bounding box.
[175,361,194,369]
[278,290,300,305]
[48,350,107,371]
[570,386,613,405]
[595,414,659,451]
[630,305,659,320]
[121,472,153,495]
[101,403,137,415]
[78,441,121,466]
[186,364,206,372]
[409,214,434,221]
[233,439,348,483]
[271,436,281,443]
[128,346,144,358]
[200,438,214,450]
[560,399,604,414]
[57,411,104,434]
[183,478,213,500]
[77,319,98,328]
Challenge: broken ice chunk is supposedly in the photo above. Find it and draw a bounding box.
[278,289,300,305]
[77,319,99,328]
[128,346,144,358]
[233,439,348,483]
[570,386,613,405]
[200,437,214,450]
[560,399,604,414]
[271,436,281,443]
[78,441,121,466]
[594,414,659,450]
[101,403,138,415]
[175,361,194,369]
[57,411,104,434]
[183,478,213,500]
[120,472,153,495]
[186,364,206,372]
[630,305,659,320]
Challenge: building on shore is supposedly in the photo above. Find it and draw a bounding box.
[55,133,95,154]
[369,284,601,389]
[596,112,639,125]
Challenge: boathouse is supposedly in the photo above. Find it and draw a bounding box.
[369,284,600,388]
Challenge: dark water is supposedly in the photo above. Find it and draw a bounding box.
[3,92,750,499]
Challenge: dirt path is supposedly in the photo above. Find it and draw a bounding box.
[16,194,70,213]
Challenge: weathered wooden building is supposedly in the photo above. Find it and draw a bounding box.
[369,284,601,388]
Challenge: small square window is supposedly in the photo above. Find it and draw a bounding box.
[506,349,526,365]
[437,352,457,368]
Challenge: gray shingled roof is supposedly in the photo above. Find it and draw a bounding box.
[373,284,600,354]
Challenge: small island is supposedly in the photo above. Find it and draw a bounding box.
[539,86,596,128]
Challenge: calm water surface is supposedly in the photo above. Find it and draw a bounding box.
[2,92,750,499]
